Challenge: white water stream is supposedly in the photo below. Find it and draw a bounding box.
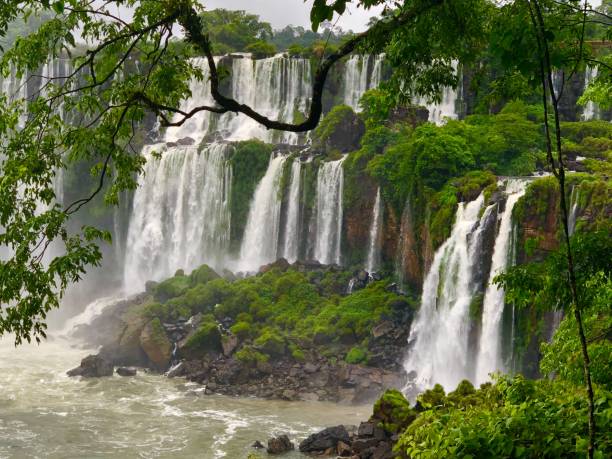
[238,153,287,272]
[313,158,346,265]
[475,179,528,384]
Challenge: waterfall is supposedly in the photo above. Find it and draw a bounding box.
[403,194,490,391]
[123,142,232,292]
[313,157,346,265]
[475,179,528,384]
[366,188,383,273]
[342,55,384,110]
[238,153,287,272]
[581,66,599,121]
[413,62,459,124]
[281,158,302,263]
[568,186,581,236]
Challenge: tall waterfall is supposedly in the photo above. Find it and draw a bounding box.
[343,55,384,110]
[581,66,599,121]
[238,153,287,272]
[313,158,346,265]
[413,62,460,124]
[475,179,528,384]
[281,158,302,263]
[568,185,581,236]
[404,194,491,391]
[123,143,232,292]
[366,188,383,273]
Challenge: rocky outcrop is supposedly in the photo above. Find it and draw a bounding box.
[139,319,173,371]
[299,425,350,453]
[67,354,113,378]
[116,367,137,377]
[267,435,294,454]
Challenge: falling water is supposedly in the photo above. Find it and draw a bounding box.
[412,61,460,124]
[403,194,489,391]
[581,66,599,121]
[342,55,384,110]
[475,179,528,384]
[366,188,383,273]
[238,153,287,272]
[123,143,232,292]
[281,158,302,263]
[568,185,581,236]
[313,158,346,265]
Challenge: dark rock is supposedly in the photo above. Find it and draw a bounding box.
[176,137,195,146]
[337,440,353,456]
[357,270,368,282]
[259,258,291,274]
[252,440,265,449]
[371,321,394,339]
[116,366,137,377]
[267,434,294,454]
[372,442,393,459]
[67,354,113,378]
[299,425,350,453]
[358,421,375,437]
[352,437,379,452]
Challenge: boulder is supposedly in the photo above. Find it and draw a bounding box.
[251,440,265,449]
[267,434,294,454]
[299,425,350,453]
[67,354,113,378]
[337,440,353,456]
[116,367,137,377]
[139,319,173,371]
[222,335,239,357]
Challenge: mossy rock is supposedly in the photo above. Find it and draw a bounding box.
[312,105,365,154]
[139,318,173,371]
[181,321,222,357]
[345,346,368,364]
[235,345,269,367]
[254,329,286,357]
[154,275,191,303]
[371,389,416,434]
[189,264,220,286]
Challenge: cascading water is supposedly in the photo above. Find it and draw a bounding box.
[281,158,302,263]
[581,66,599,121]
[475,179,528,384]
[123,143,232,292]
[343,55,384,110]
[238,153,287,272]
[413,63,460,124]
[403,194,491,391]
[366,188,383,273]
[313,157,346,265]
[568,185,581,236]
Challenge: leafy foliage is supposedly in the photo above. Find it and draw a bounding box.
[394,376,612,458]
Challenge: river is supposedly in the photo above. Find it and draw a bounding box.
[0,336,369,458]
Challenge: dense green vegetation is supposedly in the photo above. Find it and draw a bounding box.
[388,377,611,458]
[145,263,414,365]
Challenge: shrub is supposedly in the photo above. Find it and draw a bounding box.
[182,320,222,355]
[372,389,416,434]
[189,264,220,286]
[154,275,191,302]
[345,346,368,364]
[235,345,269,366]
[254,329,286,356]
[230,321,254,340]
